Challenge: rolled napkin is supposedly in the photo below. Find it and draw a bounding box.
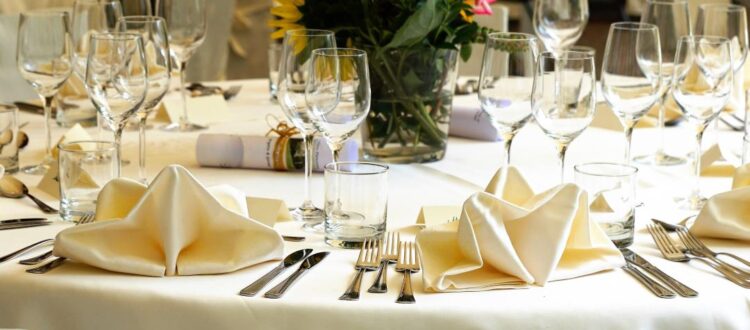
[690,164,750,241]
[196,134,358,172]
[416,167,624,292]
[53,165,284,276]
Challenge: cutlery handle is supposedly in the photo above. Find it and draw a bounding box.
[636,262,698,297]
[26,257,66,274]
[339,268,366,301]
[25,193,57,214]
[701,254,750,281]
[263,268,306,299]
[368,260,388,294]
[622,265,675,299]
[717,252,750,269]
[239,264,285,297]
[692,257,750,288]
[396,271,416,304]
[19,249,54,266]
[0,239,54,263]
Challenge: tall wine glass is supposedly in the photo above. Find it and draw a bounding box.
[117,16,171,183]
[306,48,371,162]
[633,0,691,166]
[672,36,733,210]
[71,0,124,79]
[16,11,73,175]
[532,51,596,183]
[478,33,539,173]
[157,0,207,132]
[85,33,148,177]
[533,0,589,56]
[601,22,662,165]
[278,29,336,227]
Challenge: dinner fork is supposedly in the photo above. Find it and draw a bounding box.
[339,239,381,301]
[19,214,97,266]
[368,232,399,293]
[647,224,750,288]
[674,227,750,271]
[25,214,96,274]
[395,241,420,304]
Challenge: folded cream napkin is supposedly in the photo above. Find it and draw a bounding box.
[690,164,750,241]
[416,167,624,292]
[53,165,284,276]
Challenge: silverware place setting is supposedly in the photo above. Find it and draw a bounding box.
[0,175,57,213]
[264,251,329,299]
[368,232,400,293]
[340,238,381,301]
[620,248,697,298]
[239,248,312,297]
[16,214,96,273]
[395,241,420,304]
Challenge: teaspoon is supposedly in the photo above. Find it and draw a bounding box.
[0,175,57,213]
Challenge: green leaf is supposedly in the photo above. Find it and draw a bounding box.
[385,0,445,49]
[402,69,423,94]
[460,43,472,62]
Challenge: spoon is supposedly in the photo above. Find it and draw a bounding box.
[0,129,12,154]
[16,131,28,149]
[0,175,57,213]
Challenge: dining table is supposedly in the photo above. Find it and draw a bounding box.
[1,79,749,330]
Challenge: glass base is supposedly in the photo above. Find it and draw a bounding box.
[633,151,686,166]
[290,205,325,233]
[675,195,707,211]
[21,157,54,175]
[161,121,207,132]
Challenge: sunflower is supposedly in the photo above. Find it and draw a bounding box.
[268,0,305,40]
[460,0,474,23]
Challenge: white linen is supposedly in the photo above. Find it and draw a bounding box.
[691,164,750,241]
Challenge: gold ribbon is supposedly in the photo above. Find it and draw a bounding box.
[265,115,300,170]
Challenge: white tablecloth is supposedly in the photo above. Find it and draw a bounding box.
[1,79,749,330]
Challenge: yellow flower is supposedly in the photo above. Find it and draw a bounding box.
[268,0,305,40]
[460,0,474,23]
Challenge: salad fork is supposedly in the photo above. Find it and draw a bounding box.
[395,241,420,304]
[339,239,381,301]
[368,232,399,293]
[674,227,750,271]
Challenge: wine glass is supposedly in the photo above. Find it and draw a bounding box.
[672,36,733,210]
[532,0,589,56]
[157,0,207,132]
[117,16,171,183]
[278,29,336,227]
[532,51,596,183]
[122,0,153,16]
[71,0,124,79]
[16,11,73,175]
[601,22,662,165]
[633,0,691,166]
[478,32,539,171]
[84,33,148,177]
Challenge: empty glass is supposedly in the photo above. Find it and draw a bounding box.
[0,105,19,173]
[532,0,589,56]
[575,162,638,248]
[324,162,388,249]
[58,141,118,222]
[478,33,539,170]
[672,36,734,210]
[532,51,596,183]
[71,0,124,78]
[268,43,282,102]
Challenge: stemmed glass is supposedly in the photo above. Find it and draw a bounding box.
[532,51,596,183]
[71,0,124,78]
[633,0,691,166]
[532,0,589,56]
[601,22,662,165]
[84,33,148,177]
[157,0,207,132]
[16,11,73,175]
[478,33,539,172]
[117,16,171,183]
[278,29,336,227]
[672,36,733,210]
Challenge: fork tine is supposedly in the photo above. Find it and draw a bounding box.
[678,228,702,250]
[356,239,366,264]
[414,243,420,269]
[649,224,675,254]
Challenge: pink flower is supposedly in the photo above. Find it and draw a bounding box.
[474,0,496,16]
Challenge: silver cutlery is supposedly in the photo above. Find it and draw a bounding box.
[719,115,743,131]
[19,249,54,265]
[0,221,52,231]
[369,232,399,293]
[264,251,329,299]
[340,239,381,301]
[395,241,420,304]
[0,217,47,224]
[282,235,306,242]
[0,175,57,213]
[24,214,95,273]
[239,248,312,297]
[621,248,697,297]
[0,238,54,264]
[621,263,676,299]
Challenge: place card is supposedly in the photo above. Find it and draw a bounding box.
[246,196,292,227]
[155,94,231,126]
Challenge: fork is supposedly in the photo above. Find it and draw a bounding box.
[396,241,420,304]
[339,239,381,301]
[674,227,750,271]
[25,213,96,273]
[647,224,750,288]
[368,232,399,293]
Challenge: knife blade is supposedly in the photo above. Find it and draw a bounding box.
[622,248,698,297]
[264,251,329,299]
[621,262,676,299]
[239,248,313,297]
[0,217,47,225]
[0,221,52,231]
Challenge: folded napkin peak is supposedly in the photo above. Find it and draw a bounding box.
[691,164,750,241]
[54,165,284,276]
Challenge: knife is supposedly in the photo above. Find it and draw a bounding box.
[0,217,47,224]
[621,262,676,299]
[239,249,312,297]
[0,221,52,231]
[622,248,698,297]
[263,251,329,299]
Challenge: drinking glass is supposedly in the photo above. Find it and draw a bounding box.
[72,0,124,78]
[157,0,207,132]
[532,51,596,183]
[269,43,282,102]
[85,33,148,177]
[634,0,691,166]
[58,141,118,222]
[122,0,153,16]
[532,0,589,56]
[324,162,388,248]
[16,11,73,175]
[574,162,638,248]
[306,48,371,163]
[478,33,539,171]
[117,16,171,183]
[672,36,733,210]
[601,22,662,165]
[278,29,336,225]
[0,104,19,174]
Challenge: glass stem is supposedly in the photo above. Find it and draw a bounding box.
[655,92,667,158]
[42,95,54,161]
[301,132,315,208]
[114,126,124,178]
[179,61,190,126]
[556,141,569,184]
[623,119,635,165]
[692,124,706,203]
[138,113,148,183]
[501,134,515,167]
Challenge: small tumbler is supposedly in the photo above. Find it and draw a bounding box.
[324,162,388,248]
[58,141,118,222]
[0,104,19,173]
[268,43,282,102]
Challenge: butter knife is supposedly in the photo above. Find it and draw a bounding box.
[239,249,312,297]
[622,248,698,297]
[264,252,329,299]
[622,262,676,299]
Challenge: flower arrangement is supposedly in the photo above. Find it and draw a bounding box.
[270,0,495,163]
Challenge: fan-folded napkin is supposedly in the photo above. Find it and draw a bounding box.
[416,167,624,292]
[691,164,750,241]
[53,165,284,276]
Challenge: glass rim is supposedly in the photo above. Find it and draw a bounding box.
[487,32,537,42]
[646,0,687,5]
[58,140,118,153]
[21,10,69,17]
[311,48,367,57]
[324,162,389,175]
[574,162,638,177]
[118,15,166,24]
[540,50,594,60]
[699,3,746,12]
[679,35,731,44]
[285,29,335,37]
[610,21,659,31]
[89,31,142,41]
